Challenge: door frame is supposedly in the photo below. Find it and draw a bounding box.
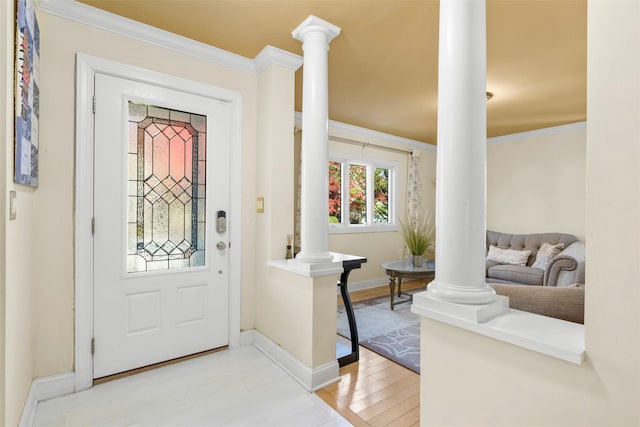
[74,53,243,391]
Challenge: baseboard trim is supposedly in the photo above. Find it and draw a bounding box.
[19,372,76,427]
[247,330,340,392]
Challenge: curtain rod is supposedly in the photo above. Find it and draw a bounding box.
[294,127,414,155]
[328,136,413,155]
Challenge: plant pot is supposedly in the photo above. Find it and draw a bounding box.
[411,255,424,267]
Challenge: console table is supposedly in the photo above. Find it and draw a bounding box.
[334,253,367,367]
[381,259,435,310]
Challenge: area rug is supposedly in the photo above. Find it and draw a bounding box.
[337,292,421,373]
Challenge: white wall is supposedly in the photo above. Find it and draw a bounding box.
[487,123,586,241]
[419,1,640,425]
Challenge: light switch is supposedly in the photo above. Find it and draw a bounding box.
[9,191,16,220]
[256,197,264,213]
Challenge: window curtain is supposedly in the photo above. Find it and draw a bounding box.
[294,129,302,253]
[406,151,422,219]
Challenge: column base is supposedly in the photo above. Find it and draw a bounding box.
[427,280,496,305]
[413,291,508,323]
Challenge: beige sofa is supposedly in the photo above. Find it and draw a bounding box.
[486,230,585,288]
[486,231,586,324]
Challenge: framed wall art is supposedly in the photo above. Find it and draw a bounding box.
[15,0,40,187]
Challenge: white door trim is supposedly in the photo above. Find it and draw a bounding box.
[74,53,243,391]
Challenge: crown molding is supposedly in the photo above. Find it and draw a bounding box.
[37,0,301,75]
[487,121,586,144]
[255,45,303,74]
[294,112,585,151]
[294,112,435,152]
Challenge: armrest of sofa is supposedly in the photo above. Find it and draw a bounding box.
[491,283,585,324]
[544,241,586,287]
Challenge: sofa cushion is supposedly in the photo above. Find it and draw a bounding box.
[486,260,500,275]
[487,264,544,286]
[486,231,579,267]
[532,242,564,270]
[491,284,584,324]
[486,245,531,266]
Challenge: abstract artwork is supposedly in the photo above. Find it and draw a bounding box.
[15,0,40,187]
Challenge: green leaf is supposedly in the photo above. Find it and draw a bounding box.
[399,211,435,255]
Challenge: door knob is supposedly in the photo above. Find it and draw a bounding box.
[216,241,227,250]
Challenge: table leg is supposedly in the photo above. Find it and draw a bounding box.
[388,275,397,310]
[397,276,403,297]
[337,265,360,367]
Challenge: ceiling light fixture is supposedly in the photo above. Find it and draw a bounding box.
[486,92,494,101]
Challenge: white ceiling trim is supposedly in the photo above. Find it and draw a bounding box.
[488,122,587,144]
[294,112,436,152]
[255,46,303,74]
[36,0,301,75]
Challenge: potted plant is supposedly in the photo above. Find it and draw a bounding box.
[400,211,435,267]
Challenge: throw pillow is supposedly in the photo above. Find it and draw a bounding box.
[486,245,531,266]
[532,242,564,270]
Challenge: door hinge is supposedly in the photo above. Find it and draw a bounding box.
[91,217,95,236]
[91,337,95,356]
[92,95,96,114]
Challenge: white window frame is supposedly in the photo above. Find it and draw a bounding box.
[329,155,398,234]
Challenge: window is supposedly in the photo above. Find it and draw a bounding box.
[328,158,396,233]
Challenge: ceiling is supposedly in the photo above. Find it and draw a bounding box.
[77,0,587,144]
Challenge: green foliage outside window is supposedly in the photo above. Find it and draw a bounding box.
[328,161,341,223]
[374,168,389,223]
[328,160,392,227]
[349,164,367,224]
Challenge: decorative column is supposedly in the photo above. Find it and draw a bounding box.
[426,0,496,304]
[292,16,341,263]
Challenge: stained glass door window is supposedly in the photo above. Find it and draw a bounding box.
[127,102,206,273]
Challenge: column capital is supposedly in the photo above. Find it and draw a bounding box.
[292,15,341,43]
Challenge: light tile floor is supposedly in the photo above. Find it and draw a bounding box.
[33,345,351,427]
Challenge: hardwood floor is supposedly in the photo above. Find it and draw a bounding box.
[317,280,426,427]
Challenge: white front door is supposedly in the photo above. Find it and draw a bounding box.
[93,73,230,378]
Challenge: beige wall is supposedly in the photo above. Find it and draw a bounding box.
[419,1,639,425]
[253,61,309,363]
[256,268,337,368]
[1,2,9,423]
[2,1,39,425]
[487,123,586,241]
[252,62,341,369]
